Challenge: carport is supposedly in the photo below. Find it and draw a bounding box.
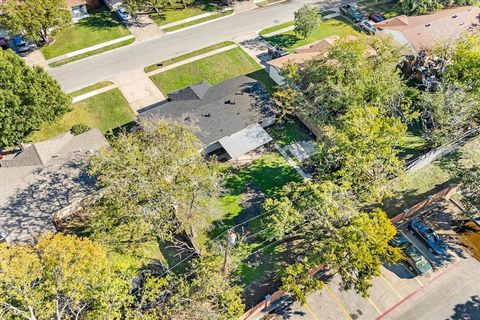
[218,124,272,160]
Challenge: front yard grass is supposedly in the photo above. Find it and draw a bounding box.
[68,81,114,98]
[263,16,359,51]
[144,41,235,73]
[382,137,480,216]
[28,89,135,142]
[149,47,276,94]
[41,8,131,60]
[259,21,294,36]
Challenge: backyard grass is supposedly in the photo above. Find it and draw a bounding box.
[49,38,135,67]
[28,89,135,142]
[144,41,235,72]
[263,17,359,51]
[266,116,314,148]
[41,8,130,59]
[382,137,480,216]
[397,122,429,161]
[68,81,114,98]
[149,47,276,94]
[163,10,233,32]
[259,21,294,36]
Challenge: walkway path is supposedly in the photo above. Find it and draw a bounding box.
[275,144,310,180]
[46,35,135,64]
[234,33,272,67]
[146,43,238,76]
[115,71,166,112]
[71,84,117,103]
[128,15,164,42]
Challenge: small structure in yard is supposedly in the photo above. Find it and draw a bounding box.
[102,0,124,11]
[373,6,480,55]
[0,129,108,243]
[139,76,278,161]
[266,35,342,85]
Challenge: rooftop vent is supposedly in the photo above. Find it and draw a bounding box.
[452,15,458,18]
[425,23,431,27]
[225,99,236,105]
[203,113,211,117]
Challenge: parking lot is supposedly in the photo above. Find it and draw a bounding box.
[272,201,480,320]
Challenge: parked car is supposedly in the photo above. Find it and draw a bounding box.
[339,5,365,23]
[358,19,377,34]
[0,37,9,50]
[116,8,131,24]
[368,13,386,23]
[408,218,448,255]
[389,233,409,247]
[12,35,29,52]
[403,244,433,275]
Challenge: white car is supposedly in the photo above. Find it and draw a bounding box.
[358,19,377,35]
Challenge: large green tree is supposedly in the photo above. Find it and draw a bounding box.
[397,0,476,15]
[314,105,407,203]
[0,49,70,147]
[88,119,221,255]
[459,165,480,216]
[294,5,320,39]
[0,0,71,43]
[0,233,132,320]
[277,36,413,126]
[259,181,401,302]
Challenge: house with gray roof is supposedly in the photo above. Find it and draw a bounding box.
[0,129,108,243]
[139,75,277,160]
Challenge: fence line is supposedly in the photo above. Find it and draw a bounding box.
[406,126,480,172]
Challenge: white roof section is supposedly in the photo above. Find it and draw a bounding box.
[218,124,272,159]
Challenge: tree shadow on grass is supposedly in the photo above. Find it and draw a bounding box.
[265,34,300,49]
[75,7,124,30]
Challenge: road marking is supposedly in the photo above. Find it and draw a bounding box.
[374,259,463,320]
[367,297,382,314]
[379,274,403,299]
[304,302,320,320]
[324,285,353,320]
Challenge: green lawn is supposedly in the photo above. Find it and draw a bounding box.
[266,116,313,147]
[259,21,294,36]
[41,8,130,59]
[152,1,222,27]
[68,81,114,98]
[145,41,235,73]
[149,47,276,94]
[382,137,480,216]
[397,122,429,161]
[163,10,233,32]
[49,38,135,67]
[28,89,135,142]
[263,17,359,51]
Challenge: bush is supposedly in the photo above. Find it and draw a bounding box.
[70,123,91,135]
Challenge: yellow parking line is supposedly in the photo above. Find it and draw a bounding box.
[324,285,353,320]
[304,302,320,320]
[379,274,403,299]
[413,275,425,286]
[367,297,382,314]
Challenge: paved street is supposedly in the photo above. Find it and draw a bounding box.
[49,0,345,92]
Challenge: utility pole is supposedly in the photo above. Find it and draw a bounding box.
[222,230,237,274]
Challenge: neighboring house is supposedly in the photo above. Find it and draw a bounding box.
[374,6,480,54]
[103,0,123,10]
[0,129,108,243]
[267,35,343,85]
[139,76,277,161]
[66,0,101,21]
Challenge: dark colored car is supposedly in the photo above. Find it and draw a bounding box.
[390,233,409,248]
[339,5,365,23]
[115,8,131,24]
[0,37,9,50]
[409,218,448,255]
[12,35,29,52]
[403,244,433,275]
[368,13,386,23]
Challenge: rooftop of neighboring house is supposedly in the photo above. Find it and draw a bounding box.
[0,129,108,243]
[66,0,87,7]
[139,75,277,147]
[267,35,357,69]
[374,6,480,52]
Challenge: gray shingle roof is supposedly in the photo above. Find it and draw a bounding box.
[139,76,276,146]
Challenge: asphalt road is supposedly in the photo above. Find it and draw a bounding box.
[49,0,345,92]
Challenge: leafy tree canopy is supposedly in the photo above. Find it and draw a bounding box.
[259,181,401,302]
[294,5,320,39]
[277,36,414,125]
[88,119,221,255]
[397,0,477,15]
[0,49,70,147]
[459,165,480,216]
[0,0,71,43]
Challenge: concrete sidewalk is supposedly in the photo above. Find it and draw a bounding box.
[146,44,238,76]
[116,71,166,112]
[46,35,135,63]
[128,15,164,42]
[159,11,216,30]
[71,84,117,103]
[234,33,271,67]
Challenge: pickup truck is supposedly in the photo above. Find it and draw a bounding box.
[339,5,365,23]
